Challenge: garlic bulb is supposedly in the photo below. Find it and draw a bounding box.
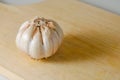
[16,16,63,59]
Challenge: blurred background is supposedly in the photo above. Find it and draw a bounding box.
[0,0,120,15]
[0,0,43,5]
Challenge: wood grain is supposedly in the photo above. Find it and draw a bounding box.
[0,0,120,80]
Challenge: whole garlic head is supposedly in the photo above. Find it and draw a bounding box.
[16,16,63,59]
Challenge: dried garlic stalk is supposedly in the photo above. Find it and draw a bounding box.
[16,16,63,59]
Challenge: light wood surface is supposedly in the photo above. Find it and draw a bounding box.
[0,0,120,80]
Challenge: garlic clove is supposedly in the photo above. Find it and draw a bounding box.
[55,25,64,45]
[42,27,53,58]
[16,21,29,48]
[48,21,63,45]
[20,24,35,53]
[52,30,59,54]
[29,28,44,59]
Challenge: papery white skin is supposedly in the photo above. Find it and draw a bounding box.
[16,17,63,59]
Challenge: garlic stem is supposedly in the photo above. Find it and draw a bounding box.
[33,18,44,45]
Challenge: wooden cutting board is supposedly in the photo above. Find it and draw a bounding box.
[0,0,120,80]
